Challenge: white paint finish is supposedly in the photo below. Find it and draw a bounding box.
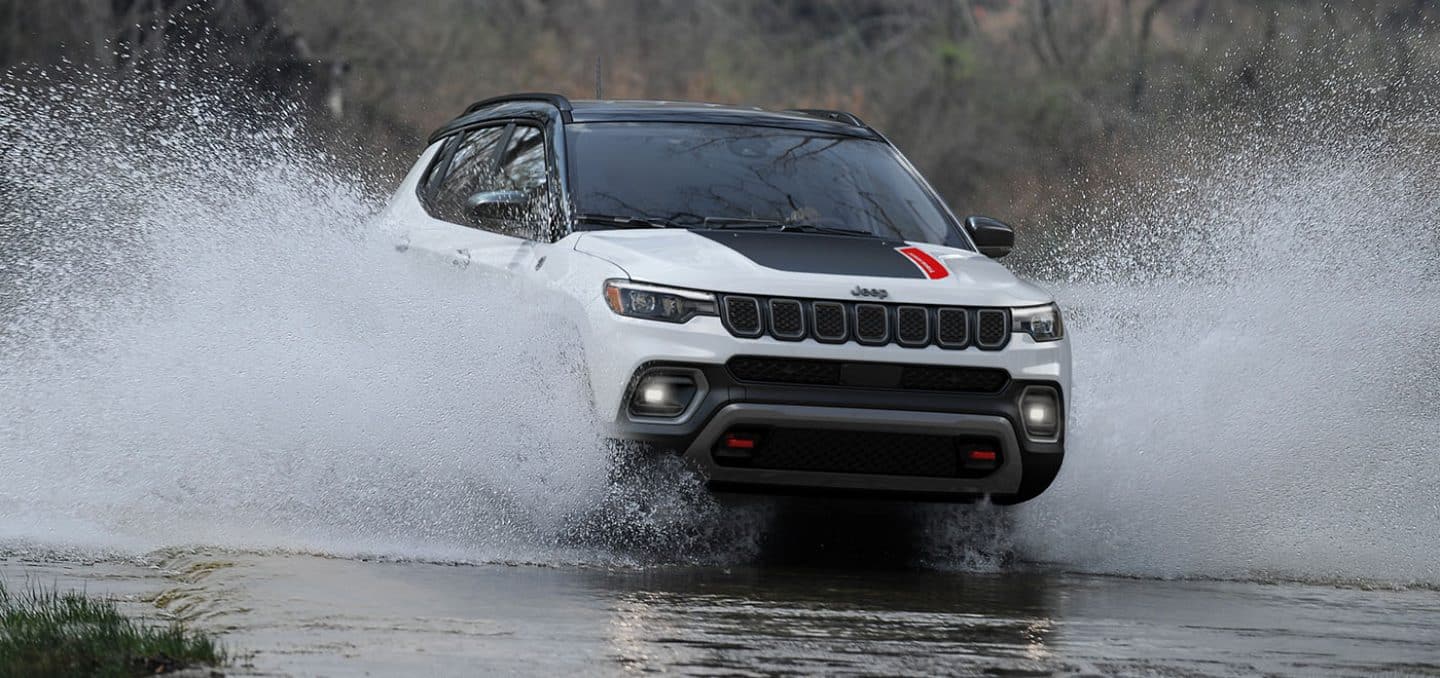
[573,229,1057,307]
[382,141,1069,431]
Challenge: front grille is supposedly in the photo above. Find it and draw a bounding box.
[936,308,968,347]
[896,306,929,346]
[713,428,1001,479]
[769,299,804,339]
[812,302,847,342]
[723,296,762,336]
[854,304,889,344]
[718,294,1010,351]
[727,356,1010,393]
[976,309,1009,348]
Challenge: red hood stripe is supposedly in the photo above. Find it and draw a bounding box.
[896,246,950,280]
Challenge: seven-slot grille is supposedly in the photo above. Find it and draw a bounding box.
[717,295,1010,350]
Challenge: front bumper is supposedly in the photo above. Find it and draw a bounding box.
[688,403,1024,496]
[612,362,1063,501]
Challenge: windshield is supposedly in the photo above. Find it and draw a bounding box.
[565,122,969,248]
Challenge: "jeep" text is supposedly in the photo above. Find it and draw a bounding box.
[851,286,889,300]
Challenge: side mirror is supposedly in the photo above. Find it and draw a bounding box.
[466,190,530,222]
[963,215,1015,259]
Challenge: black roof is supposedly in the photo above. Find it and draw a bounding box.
[429,94,881,144]
[569,100,874,135]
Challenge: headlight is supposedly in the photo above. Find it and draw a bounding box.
[604,280,717,323]
[1012,303,1064,341]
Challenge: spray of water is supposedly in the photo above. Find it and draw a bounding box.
[0,69,754,565]
[1011,102,1440,585]
[2,65,1437,584]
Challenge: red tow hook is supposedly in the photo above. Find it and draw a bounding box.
[722,432,757,449]
[714,431,761,461]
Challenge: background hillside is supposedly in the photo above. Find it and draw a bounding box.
[3,0,1437,227]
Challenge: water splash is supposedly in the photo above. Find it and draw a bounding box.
[1014,109,1440,584]
[0,68,747,565]
[3,66,1438,584]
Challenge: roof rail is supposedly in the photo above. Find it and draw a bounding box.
[786,108,866,127]
[463,92,574,115]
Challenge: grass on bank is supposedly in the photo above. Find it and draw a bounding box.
[0,581,224,677]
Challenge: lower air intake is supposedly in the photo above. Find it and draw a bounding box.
[727,356,1010,393]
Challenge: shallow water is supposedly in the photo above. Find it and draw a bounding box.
[2,63,1440,676]
[4,551,1437,676]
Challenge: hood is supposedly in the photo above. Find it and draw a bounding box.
[573,229,1054,307]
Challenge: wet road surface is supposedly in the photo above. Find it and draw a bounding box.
[3,553,1437,676]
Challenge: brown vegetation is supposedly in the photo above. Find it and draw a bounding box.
[2,0,1436,226]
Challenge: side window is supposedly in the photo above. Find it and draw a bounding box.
[497,126,546,192]
[433,126,507,223]
[493,125,559,241]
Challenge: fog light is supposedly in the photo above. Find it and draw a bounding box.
[641,384,667,405]
[1019,386,1061,441]
[629,372,699,419]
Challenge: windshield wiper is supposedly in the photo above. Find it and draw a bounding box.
[575,213,681,229]
[703,217,877,238]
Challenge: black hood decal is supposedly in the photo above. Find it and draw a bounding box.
[693,230,927,279]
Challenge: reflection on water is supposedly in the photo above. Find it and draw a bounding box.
[599,568,1060,675]
[9,551,1424,676]
[588,567,1440,676]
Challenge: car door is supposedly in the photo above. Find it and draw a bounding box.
[406,122,559,278]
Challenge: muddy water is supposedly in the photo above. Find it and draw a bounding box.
[4,552,1437,676]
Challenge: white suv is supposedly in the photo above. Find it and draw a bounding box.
[381,94,1069,503]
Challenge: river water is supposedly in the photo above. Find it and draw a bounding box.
[3,547,1437,676]
[1,69,1438,676]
